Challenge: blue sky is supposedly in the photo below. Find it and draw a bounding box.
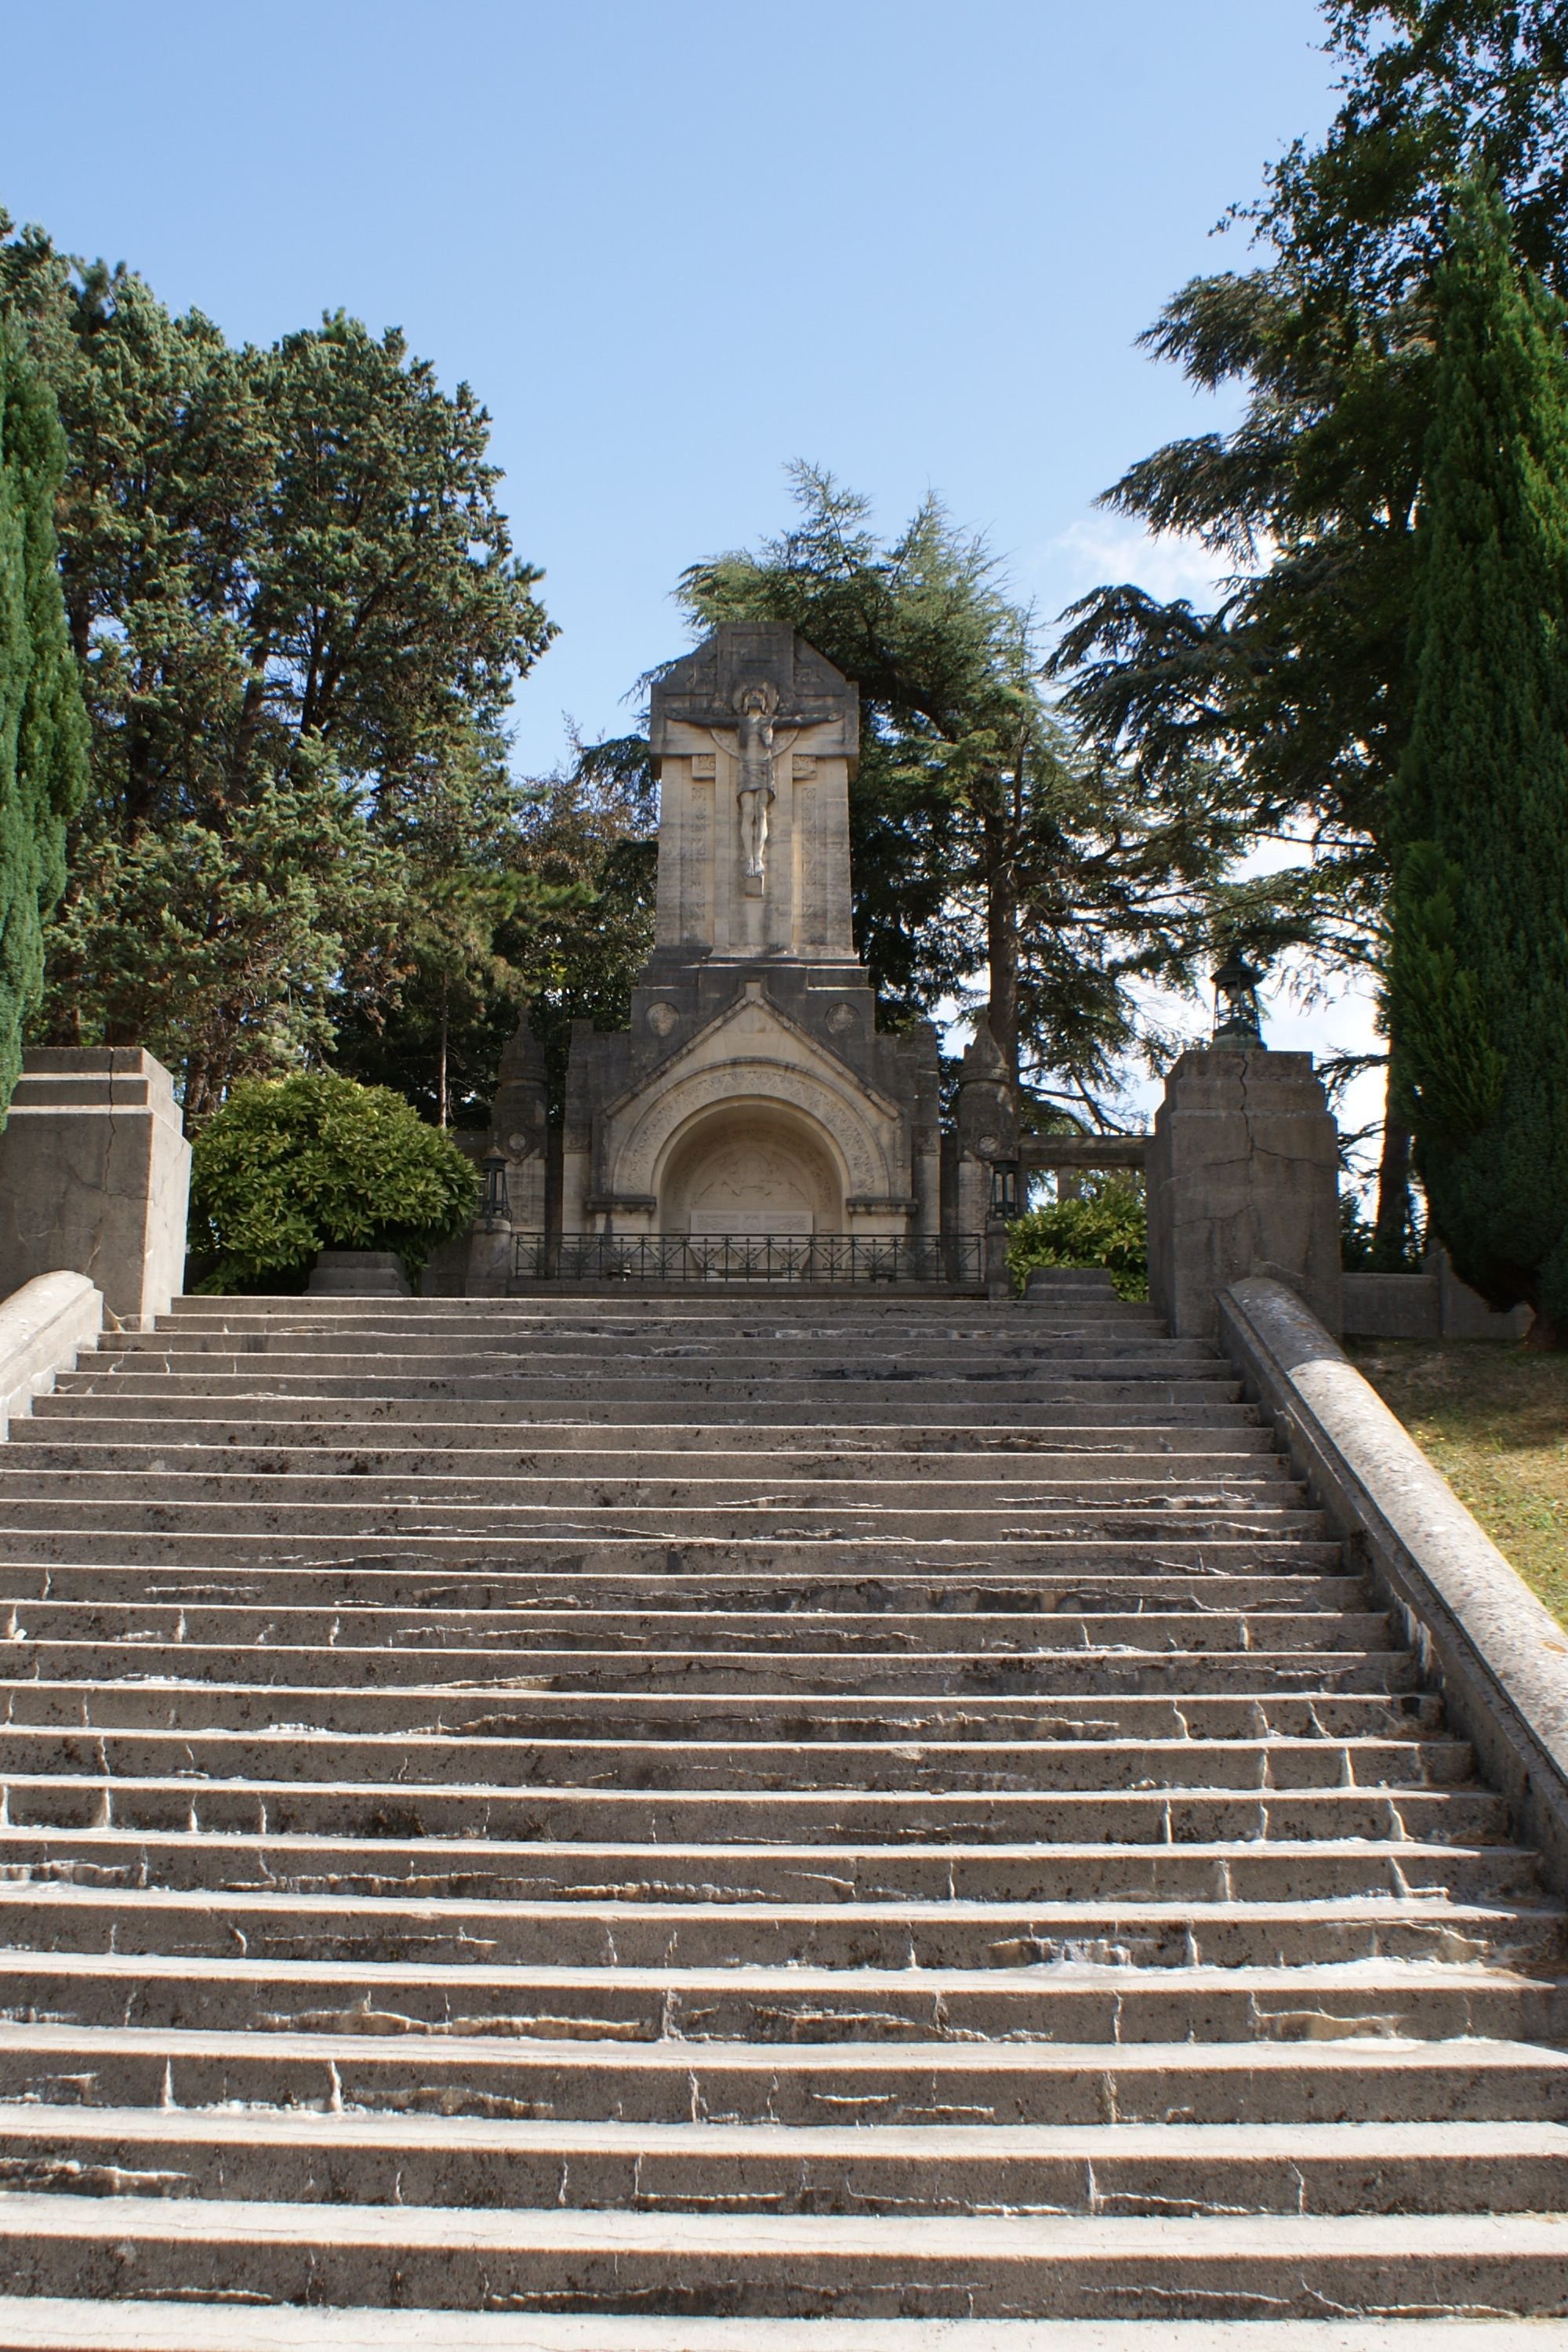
[2,0,1338,765]
[3,2,1367,1128]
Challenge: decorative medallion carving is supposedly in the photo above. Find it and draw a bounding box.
[826,1004,859,1036]
[646,1002,681,1038]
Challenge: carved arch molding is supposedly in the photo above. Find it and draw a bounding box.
[606,1058,904,1210]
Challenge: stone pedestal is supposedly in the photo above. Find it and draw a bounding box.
[0,1050,191,1327]
[307,1250,409,1298]
[1145,1047,1341,1339]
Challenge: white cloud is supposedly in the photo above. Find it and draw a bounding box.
[1025,514,1236,622]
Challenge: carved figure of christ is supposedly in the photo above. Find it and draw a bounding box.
[710,684,841,894]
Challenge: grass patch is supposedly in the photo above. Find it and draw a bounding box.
[1346,1339,1568,1624]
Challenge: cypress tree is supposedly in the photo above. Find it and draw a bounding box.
[0,314,85,1112]
[1391,183,1568,1346]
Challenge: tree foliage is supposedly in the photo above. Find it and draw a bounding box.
[1004,1178,1149,1301]
[1051,1,1568,1256]
[1388,183,1568,1340]
[681,466,1233,1126]
[0,210,554,1114]
[0,312,87,1112]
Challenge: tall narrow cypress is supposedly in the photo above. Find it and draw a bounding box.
[1391,185,1568,1347]
[0,315,85,1112]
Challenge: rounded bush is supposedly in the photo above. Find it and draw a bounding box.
[1005,1178,1148,1301]
[190,1073,480,1292]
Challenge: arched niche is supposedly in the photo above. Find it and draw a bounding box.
[655,1102,845,1236]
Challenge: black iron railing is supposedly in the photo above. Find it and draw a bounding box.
[512,1232,982,1286]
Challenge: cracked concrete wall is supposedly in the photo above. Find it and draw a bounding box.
[1147,1048,1341,1340]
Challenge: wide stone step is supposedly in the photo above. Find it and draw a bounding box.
[0,1605,1386,1657]
[3,1443,1301,1494]
[19,1410,1278,1452]
[0,1682,1443,1743]
[5,2105,1568,2220]
[0,1771,1510,1858]
[1,1885,1555,1985]
[113,1331,1198,1365]
[56,1370,1250,1406]
[0,1566,1370,1614]
[0,1675,1439,1750]
[0,1531,1344,1573]
[0,1641,1406,1694]
[0,1761,1495,1841]
[0,1830,1537,1913]
[2,2021,1566,2124]
[0,1501,1331,1549]
[99,1358,1218,1393]
[0,1467,1318,1515]
[12,2194,1568,2322]
[0,1815,1519,1918]
[38,1392,1262,1428]
[0,1727,1471,1798]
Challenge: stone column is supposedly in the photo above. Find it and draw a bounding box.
[1145,1047,1341,1339]
[953,1025,1018,1244]
[0,1050,191,1328]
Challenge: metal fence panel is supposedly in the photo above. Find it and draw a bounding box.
[512,1232,982,1286]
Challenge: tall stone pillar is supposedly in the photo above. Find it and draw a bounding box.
[954,1024,1018,1243]
[1145,1047,1342,1339]
[0,1050,191,1327]
[488,1014,550,1236]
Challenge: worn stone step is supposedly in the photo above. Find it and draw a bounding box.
[111,1331,1199,1367]
[56,1370,1250,1407]
[38,1392,1261,1428]
[19,1410,1278,1453]
[0,1605,1387,1659]
[2,2020,1565,2125]
[0,1642,1409,1696]
[0,1682,1444,1743]
[8,2310,1568,2352]
[2,1445,1301,1497]
[156,1308,1166,1345]
[13,2194,1568,2323]
[0,1828,1537,1915]
[0,1466,1320,1515]
[0,1813,1524,1927]
[0,1773,1504,1852]
[5,2103,1566,2220]
[2,1731,1459,1805]
[0,1567,1370,1616]
[0,1532,1345,1573]
[0,1897,1555,1998]
[0,1504,1332,1553]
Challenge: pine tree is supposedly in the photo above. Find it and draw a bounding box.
[0,313,85,1112]
[1390,182,1568,1345]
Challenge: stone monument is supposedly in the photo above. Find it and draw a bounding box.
[561,624,942,1243]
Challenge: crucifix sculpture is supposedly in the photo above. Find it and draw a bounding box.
[712,678,840,895]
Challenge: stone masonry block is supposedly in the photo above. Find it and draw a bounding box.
[1147,1047,1341,1340]
[0,1050,191,1327]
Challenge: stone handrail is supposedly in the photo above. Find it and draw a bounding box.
[0,1271,104,1443]
[1219,1274,1568,1889]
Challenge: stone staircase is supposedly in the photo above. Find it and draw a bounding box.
[0,1283,1563,2339]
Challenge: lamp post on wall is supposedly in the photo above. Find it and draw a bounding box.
[989,1158,1022,1221]
[480,1151,512,1229]
[1211,950,1266,1050]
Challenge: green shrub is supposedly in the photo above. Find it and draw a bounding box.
[1006,1178,1149,1301]
[190,1073,480,1292]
